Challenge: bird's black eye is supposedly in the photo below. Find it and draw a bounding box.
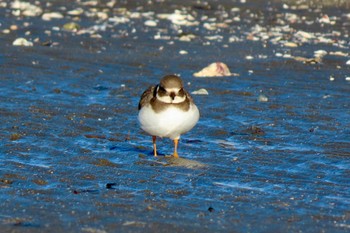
[178,88,185,96]
[158,86,167,94]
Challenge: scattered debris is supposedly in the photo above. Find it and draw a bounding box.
[11,0,42,17]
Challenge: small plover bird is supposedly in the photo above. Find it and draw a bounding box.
[138,75,200,158]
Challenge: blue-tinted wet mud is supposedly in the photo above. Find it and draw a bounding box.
[1,0,350,232]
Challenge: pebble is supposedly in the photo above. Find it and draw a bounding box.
[12,38,33,46]
[63,22,80,32]
[10,25,18,30]
[179,50,188,55]
[346,60,350,65]
[284,42,298,47]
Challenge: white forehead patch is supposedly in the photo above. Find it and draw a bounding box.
[165,87,181,93]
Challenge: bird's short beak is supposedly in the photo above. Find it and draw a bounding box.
[170,92,176,100]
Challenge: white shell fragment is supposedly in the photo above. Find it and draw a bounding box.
[144,20,157,27]
[314,50,327,58]
[67,8,84,16]
[257,94,269,102]
[42,12,64,21]
[194,62,232,77]
[12,38,33,46]
[191,88,209,95]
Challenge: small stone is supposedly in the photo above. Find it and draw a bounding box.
[0,179,13,185]
[179,50,188,55]
[53,88,61,93]
[208,207,215,212]
[10,25,18,30]
[33,179,48,186]
[63,22,80,32]
[284,42,298,47]
[10,133,21,141]
[251,126,265,136]
[106,183,117,189]
[346,60,350,65]
[12,38,33,46]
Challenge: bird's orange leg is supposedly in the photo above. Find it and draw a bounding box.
[173,138,179,158]
[152,136,157,156]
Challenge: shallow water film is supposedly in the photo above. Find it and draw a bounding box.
[1,0,350,232]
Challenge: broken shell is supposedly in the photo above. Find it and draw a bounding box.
[42,12,64,21]
[144,20,157,27]
[257,94,268,102]
[191,89,209,95]
[12,37,33,46]
[67,8,84,16]
[194,62,232,77]
[314,50,327,58]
